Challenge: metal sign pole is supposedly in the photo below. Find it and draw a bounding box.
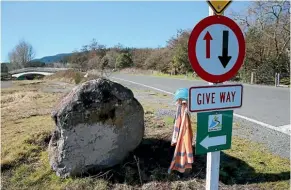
[206,6,221,190]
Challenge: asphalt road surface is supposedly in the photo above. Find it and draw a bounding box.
[112,73,290,132]
[1,81,13,88]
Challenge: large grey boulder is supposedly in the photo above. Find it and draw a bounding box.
[48,78,144,177]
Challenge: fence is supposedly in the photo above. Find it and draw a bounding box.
[276,73,290,87]
[229,71,290,87]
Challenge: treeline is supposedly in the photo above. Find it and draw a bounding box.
[231,1,290,84]
[1,61,50,72]
[65,30,191,75]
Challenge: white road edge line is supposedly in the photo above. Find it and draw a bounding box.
[113,77,173,95]
[279,124,291,129]
[113,76,291,136]
[233,114,290,135]
[278,125,291,135]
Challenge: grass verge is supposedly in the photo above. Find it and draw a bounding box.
[44,70,102,84]
[152,72,201,81]
[118,68,201,81]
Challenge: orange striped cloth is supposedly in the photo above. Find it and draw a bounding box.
[168,101,194,174]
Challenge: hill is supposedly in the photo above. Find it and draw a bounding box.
[33,53,72,64]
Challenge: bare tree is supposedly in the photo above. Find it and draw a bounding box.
[230,0,290,84]
[69,50,88,71]
[8,40,35,69]
[87,55,102,70]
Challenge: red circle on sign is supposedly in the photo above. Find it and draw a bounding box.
[188,15,246,83]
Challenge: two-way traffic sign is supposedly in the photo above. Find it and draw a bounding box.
[188,15,245,83]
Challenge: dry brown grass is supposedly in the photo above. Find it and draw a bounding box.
[45,70,84,84]
[1,81,63,169]
[45,70,103,85]
[119,68,154,75]
[1,82,63,123]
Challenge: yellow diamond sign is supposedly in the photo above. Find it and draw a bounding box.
[207,0,232,15]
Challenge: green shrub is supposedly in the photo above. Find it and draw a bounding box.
[74,72,82,84]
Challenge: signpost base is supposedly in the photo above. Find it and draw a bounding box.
[206,151,220,190]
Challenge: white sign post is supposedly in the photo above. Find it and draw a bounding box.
[206,6,220,190]
[188,1,245,189]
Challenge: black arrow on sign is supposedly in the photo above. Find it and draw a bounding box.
[218,30,232,68]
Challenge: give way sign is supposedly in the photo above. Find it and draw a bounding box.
[188,15,246,83]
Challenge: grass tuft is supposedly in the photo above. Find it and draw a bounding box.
[162,116,174,127]
[45,70,84,84]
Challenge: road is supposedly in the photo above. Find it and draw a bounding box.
[112,73,290,131]
[1,81,13,88]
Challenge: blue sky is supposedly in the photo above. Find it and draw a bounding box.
[1,1,250,62]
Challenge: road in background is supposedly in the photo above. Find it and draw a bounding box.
[1,81,13,88]
[112,73,290,128]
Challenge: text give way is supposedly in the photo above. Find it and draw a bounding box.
[189,84,243,112]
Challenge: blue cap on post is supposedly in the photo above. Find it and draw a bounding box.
[174,88,189,102]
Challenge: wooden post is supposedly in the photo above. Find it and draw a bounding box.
[275,73,280,87]
[251,72,254,84]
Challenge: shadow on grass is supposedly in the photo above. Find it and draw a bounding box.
[219,152,290,185]
[84,138,290,186]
